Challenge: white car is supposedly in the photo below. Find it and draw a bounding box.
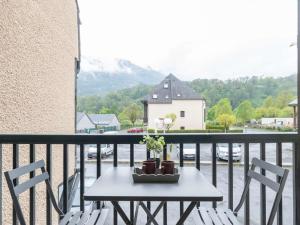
[88,144,113,159]
[177,144,196,160]
[216,143,242,161]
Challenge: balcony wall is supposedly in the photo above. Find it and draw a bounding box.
[0,0,80,224]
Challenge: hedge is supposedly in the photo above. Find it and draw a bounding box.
[147,129,243,134]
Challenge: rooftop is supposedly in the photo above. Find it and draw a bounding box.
[144,74,205,104]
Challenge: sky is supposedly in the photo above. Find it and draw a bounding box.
[78,0,297,80]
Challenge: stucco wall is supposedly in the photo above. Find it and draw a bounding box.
[0,0,79,224]
[147,100,206,130]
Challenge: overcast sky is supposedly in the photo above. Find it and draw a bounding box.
[78,0,297,80]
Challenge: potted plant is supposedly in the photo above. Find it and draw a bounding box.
[140,135,165,168]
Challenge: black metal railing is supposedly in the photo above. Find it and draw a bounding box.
[0,133,298,225]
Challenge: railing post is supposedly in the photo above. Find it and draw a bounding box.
[29,144,35,225]
[13,144,19,225]
[80,144,85,212]
[46,144,52,225]
[96,144,101,209]
[63,144,68,213]
[244,143,250,225]
[0,144,2,225]
[260,143,266,225]
[228,142,233,210]
[276,142,283,225]
[212,143,217,208]
[293,142,300,225]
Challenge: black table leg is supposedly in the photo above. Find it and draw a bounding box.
[111,201,132,225]
[176,201,197,225]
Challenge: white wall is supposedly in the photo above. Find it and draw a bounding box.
[77,115,95,131]
[147,100,205,130]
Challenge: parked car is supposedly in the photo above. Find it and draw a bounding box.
[216,143,242,161]
[127,127,143,133]
[88,144,113,159]
[177,144,196,160]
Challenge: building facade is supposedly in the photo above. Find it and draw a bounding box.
[143,74,206,130]
[0,0,80,224]
[76,112,95,132]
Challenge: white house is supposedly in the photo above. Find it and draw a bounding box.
[76,112,95,132]
[88,114,121,131]
[142,74,206,130]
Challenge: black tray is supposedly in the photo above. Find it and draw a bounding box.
[132,168,180,183]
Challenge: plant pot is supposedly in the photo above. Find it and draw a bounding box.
[150,158,160,169]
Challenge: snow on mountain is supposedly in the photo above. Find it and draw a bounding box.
[77,57,165,96]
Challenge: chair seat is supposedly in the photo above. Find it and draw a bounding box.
[59,208,109,225]
[192,207,241,225]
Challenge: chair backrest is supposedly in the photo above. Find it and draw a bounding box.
[234,157,289,225]
[4,160,64,225]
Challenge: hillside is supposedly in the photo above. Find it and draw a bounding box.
[77,74,297,114]
[77,57,164,96]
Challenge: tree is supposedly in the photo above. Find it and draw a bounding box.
[164,113,177,130]
[266,107,280,117]
[278,107,293,117]
[216,114,236,132]
[255,107,268,119]
[99,107,112,114]
[215,98,233,118]
[122,103,142,126]
[274,91,294,109]
[263,96,274,108]
[235,100,255,124]
[207,105,217,121]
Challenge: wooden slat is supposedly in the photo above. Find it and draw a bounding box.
[85,210,100,225]
[95,208,109,225]
[248,170,280,192]
[14,173,49,195]
[59,212,73,225]
[68,211,82,225]
[192,209,204,225]
[9,160,44,180]
[252,158,285,176]
[216,208,232,225]
[199,208,213,225]
[225,209,240,225]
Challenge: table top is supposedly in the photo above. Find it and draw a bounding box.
[84,167,223,202]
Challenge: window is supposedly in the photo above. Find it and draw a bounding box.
[180,126,185,130]
[180,111,185,117]
[152,94,158,99]
[164,82,169,88]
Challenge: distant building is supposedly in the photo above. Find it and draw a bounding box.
[289,99,298,129]
[260,117,294,127]
[142,74,206,130]
[88,114,121,131]
[76,112,95,132]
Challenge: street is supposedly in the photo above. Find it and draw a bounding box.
[78,140,294,224]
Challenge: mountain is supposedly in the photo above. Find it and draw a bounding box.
[77,57,165,96]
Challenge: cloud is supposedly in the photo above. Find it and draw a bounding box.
[78,0,297,80]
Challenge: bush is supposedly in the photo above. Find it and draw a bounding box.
[206,124,225,131]
[147,129,225,133]
[227,129,243,133]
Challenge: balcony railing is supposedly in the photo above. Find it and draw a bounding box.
[0,133,298,225]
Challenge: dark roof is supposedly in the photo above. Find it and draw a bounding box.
[88,114,119,125]
[144,74,204,104]
[289,99,297,106]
